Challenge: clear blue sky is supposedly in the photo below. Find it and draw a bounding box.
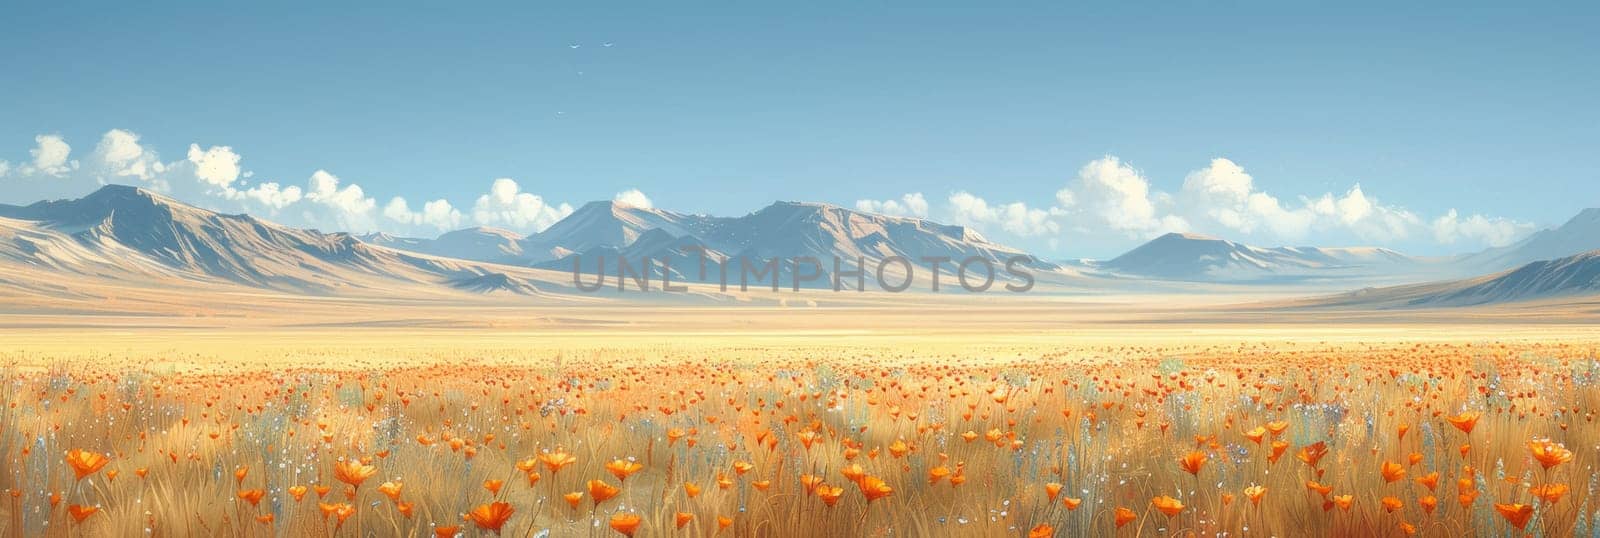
[2,2,1596,257]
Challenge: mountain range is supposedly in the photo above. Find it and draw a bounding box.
[2,184,1600,310]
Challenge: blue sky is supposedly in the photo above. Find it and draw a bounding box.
[1,2,1596,257]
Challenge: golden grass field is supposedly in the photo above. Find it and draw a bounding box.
[2,321,1598,537]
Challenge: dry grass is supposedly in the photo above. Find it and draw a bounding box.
[2,332,1598,537]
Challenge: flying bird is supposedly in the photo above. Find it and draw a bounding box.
[602,42,614,47]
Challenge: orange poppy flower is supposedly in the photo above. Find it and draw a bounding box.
[288,485,308,501]
[333,459,377,488]
[1306,481,1333,496]
[1268,440,1289,464]
[675,512,694,528]
[1296,442,1328,467]
[67,504,99,522]
[1332,495,1354,511]
[539,450,578,473]
[65,449,110,480]
[237,489,266,506]
[234,466,249,484]
[605,459,644,481]
[483,479,504,495]
[1114,507,1137,527]
[732,461,754,475]
[563,492,584,509]
[1530,483,1569,503]
[1445,412,1479,434]
[1244,426,1266,445]
[1381,496,1404,513]
[1044,482,1063,501]
[818,484,845,506]
[1265,421,1289,436]
[1381,461,1407,483]
[433,526,460,538]
[378,481,403,500]
[1063,497,1082,510]
[1494,503,1534,529]
[256,514,274,524]
[609,513,642,536]
[859,476,893,502]
[589,479,620,504]
[1178,451,1207,476]
[466,501,514,532]
[397,501,414,517]
[1528,439,1574,469]
[1152,496,1184,517]
[1244,485,1266,505]
[1028,523,1054,538]
[1414,471,1439,491]
[1419,495,1437,514]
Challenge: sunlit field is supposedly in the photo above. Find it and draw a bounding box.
[2,329,1598,537]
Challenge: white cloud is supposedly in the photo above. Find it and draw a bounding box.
[1052,156,1188,237]
[946,191,1059,236]
[0,160,11,177]
[1432,209,1531,247]
[300,169,377,230]
[471,178,574,232]
[612,188,653,209]
[224,181,303,211]
[25,134,75,176]
[855,192,929,218]
[186,144,242,188]
[383,196,463,231]
[92,129,165,182]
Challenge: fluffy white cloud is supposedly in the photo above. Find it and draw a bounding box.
[1054,156,1187,236]
[24,134,75,176]
[186,144,242,188]
[300,169,378,230]
[0,160,10,177]
[1432,209,1531,247]
[383,196,463,231]
[946,191,1059,236]
[613,188,653,209]
[92,129,167,182]
[471,178,574,232]
[855,192,929,218]
[224,182,303,211]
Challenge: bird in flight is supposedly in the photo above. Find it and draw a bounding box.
[602,42,614,47]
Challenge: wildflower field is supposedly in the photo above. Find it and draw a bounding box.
[2,333,1598,537]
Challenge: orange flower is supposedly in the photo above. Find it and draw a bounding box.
[483,479,504,496]
[1063,497,1082,510]
[563,492,584,509]
[539,450,578,473]
[65,449,110,480]
[684,482,702,498]
[732,461,754,475]
[378,481,404,500]
[1114,507,1137,527]
[1445,412,1479,434]
[1028,523,1054,538]
[1414,471,1439,491]
[1381,461,1407,483]
[397,501,414,517]
[1381,496,1403,513]
[1494,503,1534,529]
[675,512,694,528]
[1044,482,1063,502]
[466,501,514,532]
[1244,485,1266,505]
[1244,426,1266,445]
[237,489,266,506]
[1268,440,1289,464]
[928,465,951,484]
[841,464,866,486]
[1178,451,1207,476]
[256,514,274,524]
[859,476,893,502]
[717,516,733,530]
[433,526,460,538]
[1306,481,1333,497]
[1528,439,1574,469]
[1530,483,1569,503]
[288,485,308,501]
[1332,495,1354,511]
[609,513,642,536]
[588,479,620,505]
[67,504,99,522]
[1152,496,1184,517]
[333,459,377,488]
[818,485,845,506]
[1419,495,1437,514]
[234,465,249,484]
[1296,442,1328,466]
[1265,420,1289,436]
[605,459,644,481]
